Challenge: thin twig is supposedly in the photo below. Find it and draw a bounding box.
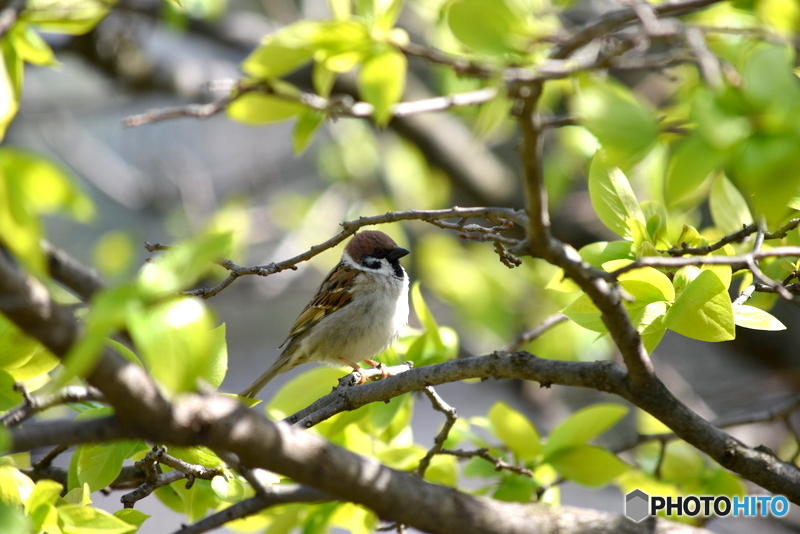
[441,448,535,477]
[152,207,524,299]
[505,314,568,352]
[1,385,104,427]
[416,387,458,478]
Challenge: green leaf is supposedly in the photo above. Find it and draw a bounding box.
[0,500,30,534]
[0,369,23,410]
[424,455,458,487]
[205,324,228,389]
[0,43,20,141]
[76,438,143,492]
[226,93,304,125]
[543,404,628,458]
[664,135,725,210]
[547,445,629,487]
[446,0,528,55]
[562,293,606,333]
[0,465,35,506]
[663,270,735,341]
[113,509,149,531]
[128,297,217,393]
[587,153,644,238]
[574,81,659,166]
[492,473,538,503]
[58,505,137,534]
[487,401,542,462]
[630,301,668,354]
[8,25,56,67]
[609,263,675,304]
[358,46,406,127]
[659,441,704,485]
[25,479,62,513]
[242,27,315,79]
[138,233,231,296]
[267,366,345,419]
[730,132,800,227]
[21,0,112,35]
[710,175,753,235]
[210,474,244,502]
[292,109,325,154]
[733,304,786,331]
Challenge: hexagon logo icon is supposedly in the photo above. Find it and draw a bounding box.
[625,489,650,522]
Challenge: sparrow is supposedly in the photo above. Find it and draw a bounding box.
[239,230,410,398]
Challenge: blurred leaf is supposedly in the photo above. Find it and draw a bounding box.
[664,135,724,210]
[488,401,542,462]
[574,80,659,166]
[733,304,786,331]
[137,233,231,297]
[58,505,137,534]
[113,509,149,531]
[292,109,325,154]
[711,174,753,235]
[0,465,35,506]
[210,474,244,502]
[21,0,112,35]
[0,40,19,141]
[76,416,143,491]
[8,25,56,66]
[588,153,644,238]
[0,501,30,534]
[492,473,538,503]
[562,294,606,333]
[0,369,22,410]
[227,93,304,125]
[205,324,228,389]
[359,46,406,127]
[543,404,628,459]
[93,231,135,278]
[663,270,735,341]
[0,148,93,273]
[267,366,344,419]
[24,479,62,514]
[659,441,705,485]
[424,455,458,487]
[547,445,629,487]
[128,298,217,393]
[446,0,529,55]
[0,314,42,371]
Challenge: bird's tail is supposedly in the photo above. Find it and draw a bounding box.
[239,357,295,398]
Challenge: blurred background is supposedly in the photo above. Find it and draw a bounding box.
[9,0,800,532]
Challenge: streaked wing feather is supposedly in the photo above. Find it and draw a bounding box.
[279,265,356,347]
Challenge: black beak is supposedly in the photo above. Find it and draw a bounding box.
[388,247,410,260]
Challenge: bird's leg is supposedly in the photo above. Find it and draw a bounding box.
[338,358,367,385]
[363,359,389,380]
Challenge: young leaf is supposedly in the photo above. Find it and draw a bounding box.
[292,109,325,154]
[562,294,606,333]
[57,505,137,534]
[547,445,629,487]
[446,0,528,56]
[709,174,753,235]
[487,401,542,462]
[733,304,786,331]
[226,93,304,125]
[665,135,725,210]
[543,403,628,459]
[574,81,659,166]
[663,270,735,341]
[359,46,406,127]
[587,153,645,238]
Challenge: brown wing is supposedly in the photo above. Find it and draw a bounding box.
[279,264,357,348]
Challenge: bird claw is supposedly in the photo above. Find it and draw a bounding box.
[363,359,390,380]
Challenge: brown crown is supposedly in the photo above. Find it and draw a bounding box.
[344,230,400,261]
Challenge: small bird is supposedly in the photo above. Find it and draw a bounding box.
[240,230,410,398]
